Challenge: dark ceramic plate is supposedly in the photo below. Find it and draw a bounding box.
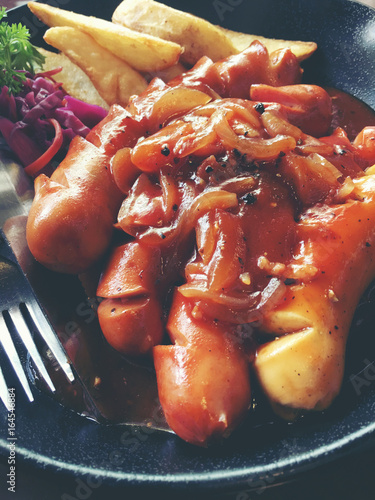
[1,0,375,495]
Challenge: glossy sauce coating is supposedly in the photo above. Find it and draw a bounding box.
[26,41,375,446]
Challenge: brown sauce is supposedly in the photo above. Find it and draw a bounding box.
[327,87,375,139]
[21,87,375,435]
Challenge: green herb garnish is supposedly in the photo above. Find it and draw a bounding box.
[0,7,45,94]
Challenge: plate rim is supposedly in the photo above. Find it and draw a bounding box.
[2,0,375,492]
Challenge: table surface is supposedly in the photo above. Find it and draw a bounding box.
[1,0,375,498]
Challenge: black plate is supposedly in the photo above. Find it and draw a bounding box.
[2,0,375,495]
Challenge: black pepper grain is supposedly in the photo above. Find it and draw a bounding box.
[254,102,265,114]
[284,278,297,286]
[161,145,170,156]
[242,193,257,204]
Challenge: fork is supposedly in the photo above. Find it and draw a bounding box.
[0,230,75,411]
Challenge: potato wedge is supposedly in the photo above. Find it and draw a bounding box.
[219,27,317,62]
[44,27,148,107]
[112,0,237,65]
[36,48,109,109]
[145,62,187,84]
[28,1,182,72]
[112,0,316,65]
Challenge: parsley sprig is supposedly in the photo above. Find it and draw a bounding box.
[0,7,45,94]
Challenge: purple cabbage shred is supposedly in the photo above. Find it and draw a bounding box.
[0,72,108,172]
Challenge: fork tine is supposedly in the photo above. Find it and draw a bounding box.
[0,313,34,402]
[8,306,56,393]
[0,364,11,411]
[25,302,75,383]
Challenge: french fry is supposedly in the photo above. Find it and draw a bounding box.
[219,27,317,62]
[112,0,237,65]
[28,1,182,72]
[36,48,109,109]
[44,27,148,107]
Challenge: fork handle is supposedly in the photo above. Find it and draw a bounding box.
[0,229,18,265]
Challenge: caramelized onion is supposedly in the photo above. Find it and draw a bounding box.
[139,187,238,246]
[261,108,304,141]
[307,153,342,183]
[179,283,261,309]
[191,99,261,129]
[296,137,335,156]
[212,109,296,160]
[160,170,180,223]
[335,177,355,201]
[174,128,218,157]
[117,173,164,235]
[217,175,257,196]
[179,278,286,324]
[151,87,212,127]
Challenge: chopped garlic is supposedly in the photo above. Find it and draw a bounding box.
[240,272,251,285]
[328,289,339,302]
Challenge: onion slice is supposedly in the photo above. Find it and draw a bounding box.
[24,118,63,176]
[179,277,286,325]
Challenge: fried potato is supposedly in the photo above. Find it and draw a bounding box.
[219,27,317,62]
[44,27,148,107]
[28,1,182,72]
[112,0,317,65]
[112,0,237,65]
[145,62,187,84]
[36,48,109,109]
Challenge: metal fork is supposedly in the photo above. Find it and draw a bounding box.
[0,230,75,411]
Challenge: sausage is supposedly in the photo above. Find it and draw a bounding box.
[254,172,375,416]
[169,40,302,98]
[97,241,164,356]
[26,136,123,274]
[250,84,332,137]
[154,290,251,446]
